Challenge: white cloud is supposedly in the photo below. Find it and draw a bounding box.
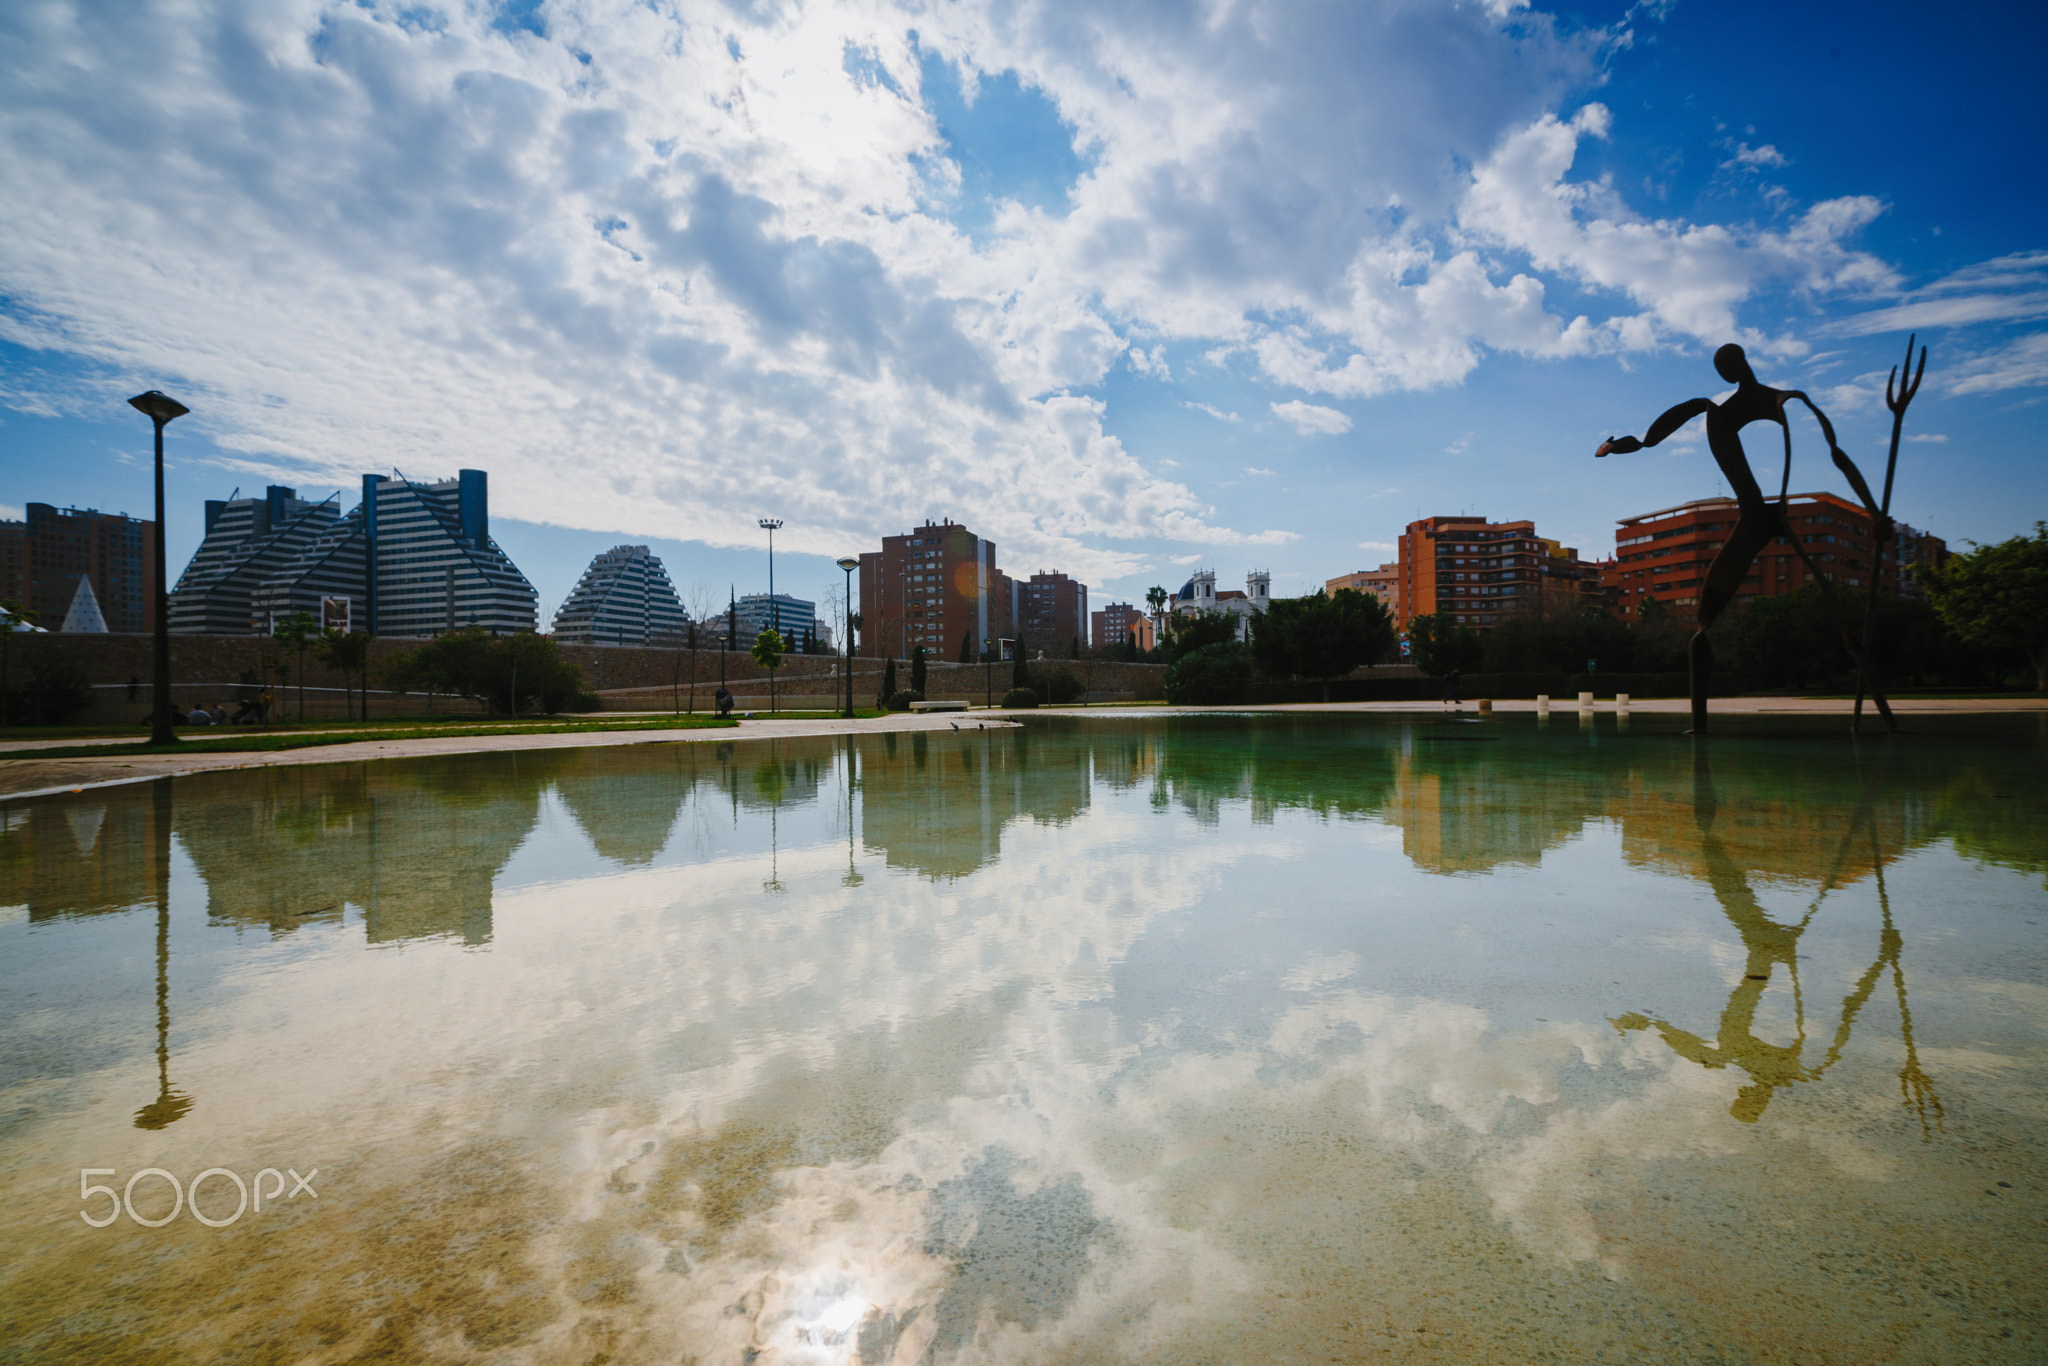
[1445,432,1475,455]
[1357,539,1394,552]
[1244,465,1277,476]
[1720,142,1788,170]
[1945,332,2048,396]
[1182,401,1240,423]
[0,504,22,522]
[1905,433,1948,444]
[1270,400,1353,435]
[0,0,1993,581]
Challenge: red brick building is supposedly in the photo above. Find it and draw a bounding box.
[858,520,1016,660]
[1019,570,1089,654]
[0,502,158,633]
[1091,601,1154,652]
[1602,492,1947,618]
[1392,515,1602,631]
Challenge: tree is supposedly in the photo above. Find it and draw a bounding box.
[1069,634,1080,659]
[1920,523,2048,689]
[387,627,587,715]
[750,626,784,712]
[879,653,897,708]
[1162,609,1239,664]
[1252,589,1394,701]
[271,611,319,721]
[957,630,974,664]
[1164,641,1253,705]
[910,646,928,698]
[315,629,373,720]
[1145,585,1170,641]
[1406,614,1483,678]
[1012,645,1030,690]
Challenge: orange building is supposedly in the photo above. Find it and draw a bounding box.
[1602,492,1947,618]
[1325,563,1397,608]
[1392,515,1601,630]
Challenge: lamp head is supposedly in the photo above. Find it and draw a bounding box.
[758,518,783,531]
[835,556,859,572]
[127,390,190,424]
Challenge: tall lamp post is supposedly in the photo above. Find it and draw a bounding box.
[983,636,993,709]
[758,518,782,716]
[128,390,188,746]
[836,556,859,718]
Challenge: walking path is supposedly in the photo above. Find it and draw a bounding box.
[3,695,2038,804]
[0,713,1019,803]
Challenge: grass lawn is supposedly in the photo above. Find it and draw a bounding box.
[0,715,742,761]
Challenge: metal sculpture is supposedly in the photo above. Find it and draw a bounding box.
[1598,340,1923,732]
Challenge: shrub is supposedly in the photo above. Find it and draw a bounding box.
[1001,687,1039,709]
[1031,665,1084,704]
[1164,641,1253,705]
[887,689,925,711]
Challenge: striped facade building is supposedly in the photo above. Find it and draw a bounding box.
[552,545,688,645]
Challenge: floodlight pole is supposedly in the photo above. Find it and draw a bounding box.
[129,390,189,746]
[836,556,859,718]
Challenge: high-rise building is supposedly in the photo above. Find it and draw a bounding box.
[246,469,536,636]
[1602,492,1946,617]
[1326,563,1397,607]
[552,545,687,645]
[1393,516,1601,630]
[1091,602,1154,652]
[0,503,156,634]
[732,593,816,650]
[168,486,340,634]
[1018,570,1089,653]
[858,520,1015,659]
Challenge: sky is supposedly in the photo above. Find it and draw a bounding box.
[2,0,2043,627]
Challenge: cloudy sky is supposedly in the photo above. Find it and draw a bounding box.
[2,0,2042,623]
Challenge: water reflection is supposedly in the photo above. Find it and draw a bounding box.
[1611,748,1945,1130]
[1,715,2043,1362]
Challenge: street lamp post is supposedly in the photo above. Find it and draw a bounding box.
[836,556,859,718]
[128,390,189,746]
[758,518,782,715]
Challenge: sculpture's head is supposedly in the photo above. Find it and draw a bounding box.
[1714,343,1756,385]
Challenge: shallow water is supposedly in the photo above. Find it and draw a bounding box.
[1,713,2045,1364]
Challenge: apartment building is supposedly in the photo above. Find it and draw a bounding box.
[235,470,536,636]
[732,593,817,650]
[168,485,340,634]
[1091,602,1154,652]
[858,520,1015,659]
[1019,571,1089,653]
[1393,516,1601,630]
[1602,492,1947,617]
[0,502,157,633]
[1326,563,1397,607]
[552,545,688,645]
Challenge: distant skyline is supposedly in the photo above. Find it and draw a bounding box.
[2,0,2043,619]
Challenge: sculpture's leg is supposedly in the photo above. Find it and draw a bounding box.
[1689,629,1713,733]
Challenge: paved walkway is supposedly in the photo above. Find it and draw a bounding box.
[4,696,2039,804]
[0,713,1020,803]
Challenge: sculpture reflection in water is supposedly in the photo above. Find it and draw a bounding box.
[1613,748,1943,1134]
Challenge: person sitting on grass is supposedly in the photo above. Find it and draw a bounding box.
[187,703,213,725]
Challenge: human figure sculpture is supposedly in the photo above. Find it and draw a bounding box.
[1598,343,1872,732]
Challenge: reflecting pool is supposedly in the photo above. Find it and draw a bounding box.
[2,713,2045,1364]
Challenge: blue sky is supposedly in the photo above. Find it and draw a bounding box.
[2,0,2042,627]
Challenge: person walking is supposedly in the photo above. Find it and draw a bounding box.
[1444,666,1462,710]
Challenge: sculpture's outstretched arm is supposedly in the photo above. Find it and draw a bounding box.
[1787,392,1881,516]
[1597,397,1714,456]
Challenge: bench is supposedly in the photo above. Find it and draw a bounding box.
[908,698,970,712]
